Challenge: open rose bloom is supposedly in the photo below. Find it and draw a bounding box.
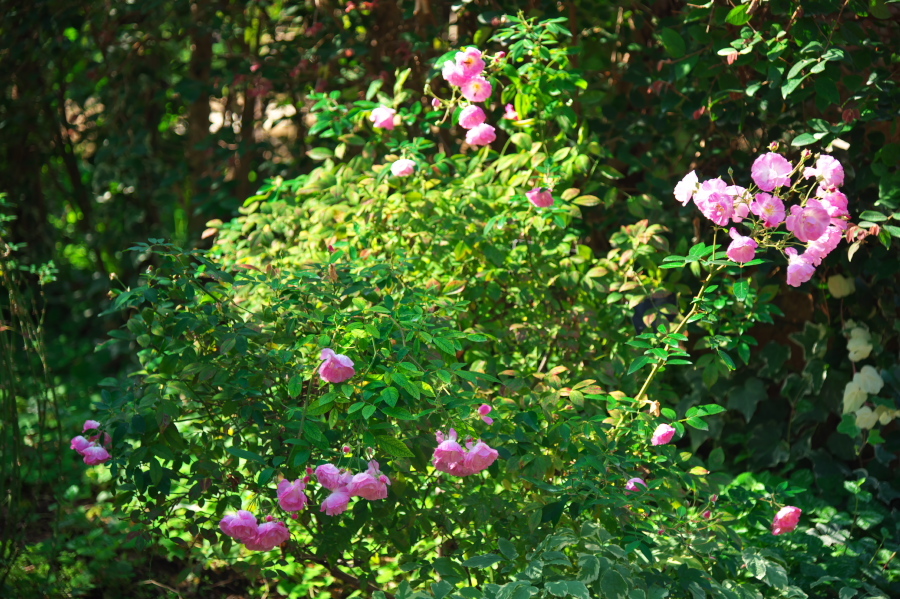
[433,429,499,476]
[651,423,676,446]
[319,348,355,383]
[71,419,112,466]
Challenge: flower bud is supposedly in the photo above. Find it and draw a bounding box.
[768,141,780,152]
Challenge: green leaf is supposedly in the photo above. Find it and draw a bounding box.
[725,4,752,25]
[306,147,334,161]
[380,386,400,407]
[287,374,304,398]
[391,372,421,400]
[685,417,708,431]
[791,132,818,147]
[225,446,267,465]
[431,581,454,599]
[599,569,629,599]
[658,28,686,59]
[837,413,860,437]
[434,338,456,355]
[576,554,601,583]
[462,554,504,568]
[733,280,749,302]
[362,404,376,420]
[381,406,415,420]
[375,435,414,457]
[627,356,651,375]
[499,538,519,560]
[858,210,888,222]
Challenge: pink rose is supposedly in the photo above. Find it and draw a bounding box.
[816,186,849,218]
[696,191,734,226]
[462,440,498,473]
[785,248,816,287]
[461,76,492,102]
[726,227,758,264]
[751,152,793,191]
[527,188,554,208]
[503,103,519,120]
[456,47,485,78]
[693,177,727,206]
[277,479,309,512]
[465,123,496,146]
[70,435,92,455]
[369,106,396,130]
[673,170,699,206]
[220,510,259,542]
[83,419,101,433]
[321,489,351,516]
[785,200,829,243]
[315,463,348,490]
[651,424,676,446]
[805,225,844,266]
[347,473,387,500]
[319,348,355,383]
[248,520,290,550]
[433,428,466,472]
[390,158,416,177]
[82,445,111,466]
[750,193,785,227]
[431,97,441,108]
[702,510,712,519]
[441,61,471,87]
[478,404,493,425]
[458,105,486,129]
[625,477,647,494]
[803,154,844,188]
[772,506,802,535]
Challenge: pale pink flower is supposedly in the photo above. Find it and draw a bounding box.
[503,103,519,120]
[527,188,554,208]
[250,520,290,550]
[651,424,676,446]
[70,435,92,455]
[82,445,111,465]
[804,225,844,266]
[319,348,355,383]
[726,227,758,264]
[693,178,728,206]
[785,248,816,287]
[83,420,101,433]
[320,489,351,516]
[803,154,844,188]
[315,464,346,490]
[431,97,441,108]
[369,106,396,130]
[390,158,416,177]
[695,192,734,226]
[441,61,470,87]
[478,404,493,425]
[461,76,492,102]
[458,105,486,129]
[465,123,496,146]
[462,440,498,473]
[625,477,647,494]
[455,47,485,78]
[277,479,309,512]
[219,510,258,541]
[751,152,793,191]
[750,193,786,227]
[816,186,849,219]
[772,506,802,535]
[785,200,830,243]
[673,170,699,206]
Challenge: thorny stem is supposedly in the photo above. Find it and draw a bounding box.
[634,262,727,404]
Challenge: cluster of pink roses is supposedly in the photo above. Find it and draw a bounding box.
[316,460,391,516]
[675,150,850,286]
[441,48,497,147]
[70,419,112,466]
[432,429,499,476]
[220,511,290,551]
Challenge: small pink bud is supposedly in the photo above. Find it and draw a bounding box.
[266,515,274,522]
[702,510,711,519]
[768,141,780,152]
[306,467,314,475]
[342,445,351,453]
[431,98,441,108]
[801,149,813,159]
[711,494,718,503]
[302,475,311,483]
[477,404,492,416]
[291,513,299,520]
[496,51,506,59]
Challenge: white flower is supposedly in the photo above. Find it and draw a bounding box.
[854,365,883,395]
[847,327,872,362]
[842,380,867,414]
[827,274,855,298]
[855,406,879,430]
